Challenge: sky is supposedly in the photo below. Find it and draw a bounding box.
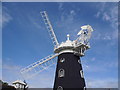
[1,2,118,88]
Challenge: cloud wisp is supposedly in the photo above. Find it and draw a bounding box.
[94,3,118,40]
[2,60,23,84]
[82,58,118,88]
[86,78,118,88]
[2,7,12,28]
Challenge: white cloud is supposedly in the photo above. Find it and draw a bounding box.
[92,32,112,40]
[95,11,100,18]
[2,7,12,28]
[95,3,118,40]
[58,2,64,11]
[103,33,112,40]
[27,14,45,30]
[2,12,12,26]
[24,65,56,88]
[83,57,118,88]
[82,57,118,73]
[2,61,23,85]
[86,78,118,88]
[79,57,118,88]
[102,12,110,21]
[70,10,76,16]
[3,64,21,70]
[2,57,57,88]
[57,3,76,26]
[55,8,79,41]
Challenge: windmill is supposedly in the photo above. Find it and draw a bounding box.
[20,11,93,89]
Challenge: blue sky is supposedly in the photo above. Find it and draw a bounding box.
[2,2,118,88]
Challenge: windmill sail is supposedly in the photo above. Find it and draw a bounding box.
[40,11,59,48]
[20,54,58,79]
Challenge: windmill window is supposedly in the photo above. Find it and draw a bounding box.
[58,69,65,78]
[57,86,63,90]
[80,70,84,78]
[60,58,65,63]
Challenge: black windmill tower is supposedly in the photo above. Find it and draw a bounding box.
[20,11,93,89]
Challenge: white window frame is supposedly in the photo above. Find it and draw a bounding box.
[57,86,63,90]
[60,58,65,63]
[80,70,84,78]
[58,69,65,78]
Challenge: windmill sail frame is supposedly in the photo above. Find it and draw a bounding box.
[20,54,58,79]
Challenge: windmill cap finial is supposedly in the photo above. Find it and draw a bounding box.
[67,34,70,40]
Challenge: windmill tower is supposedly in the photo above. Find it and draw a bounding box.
[20,11,93,89]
